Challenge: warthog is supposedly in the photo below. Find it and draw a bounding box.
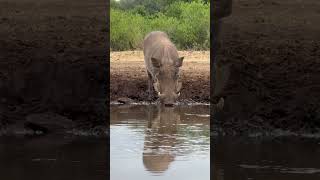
[143,31,184,106]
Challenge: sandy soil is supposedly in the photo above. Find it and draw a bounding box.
[110,51,210,102]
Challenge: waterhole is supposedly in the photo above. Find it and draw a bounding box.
[110,104,210,180]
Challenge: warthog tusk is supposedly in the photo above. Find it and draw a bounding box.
[158,92,161,96]
[177,92,181,96]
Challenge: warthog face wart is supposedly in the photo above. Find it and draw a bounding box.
[151,57,184,105]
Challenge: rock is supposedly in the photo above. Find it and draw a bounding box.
[25,112,74,134]
[117,97,134,104]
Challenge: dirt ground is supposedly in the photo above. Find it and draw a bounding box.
[214,0,320,134]
[110,51,210,102]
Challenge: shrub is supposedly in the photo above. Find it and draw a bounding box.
[110,9,145,50]
[110,1,210,51]
[166,1,210,49]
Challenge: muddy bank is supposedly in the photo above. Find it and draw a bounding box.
[110,51,210,102]
[214,0,320,134]
[0,0,108,135]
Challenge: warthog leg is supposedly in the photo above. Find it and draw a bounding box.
[213,60,230,100]
[147,71,154,101]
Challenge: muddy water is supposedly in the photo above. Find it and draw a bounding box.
[110,105,210,180]
[0,137,107,180]
[214,137,320,180]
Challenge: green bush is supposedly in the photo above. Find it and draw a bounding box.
[110,9,146,50]
[149,13,179,35]
[166,1,210,49]
[110,1,210,51]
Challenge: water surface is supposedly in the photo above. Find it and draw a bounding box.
[213,137,320,180]
[0,136,107,180]
[110,105,210,180]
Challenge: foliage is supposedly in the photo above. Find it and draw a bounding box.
[110,0,210,51]
[110,9,145,50]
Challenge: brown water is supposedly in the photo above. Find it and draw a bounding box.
[110,105,210,180]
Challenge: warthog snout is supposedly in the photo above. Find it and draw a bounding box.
[158,91,180,106]
[154,78,182,106]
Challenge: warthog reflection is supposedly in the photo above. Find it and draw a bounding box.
[142,106,181,173]
[110,105,210,174]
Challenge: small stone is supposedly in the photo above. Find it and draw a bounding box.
[25,112,74,134]
[117,97,134,104]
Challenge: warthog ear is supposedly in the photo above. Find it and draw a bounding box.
[151,58,161,68]
[176,57,184,67]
